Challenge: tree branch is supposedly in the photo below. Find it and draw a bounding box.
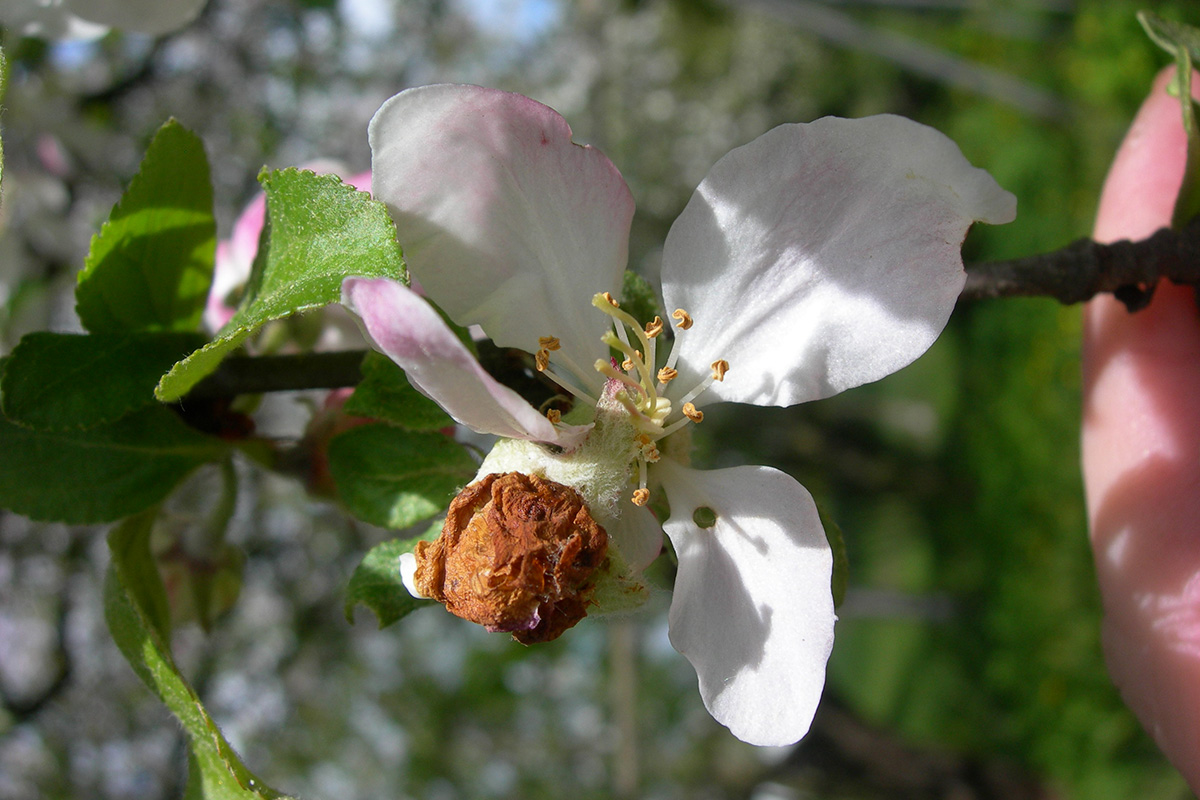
[961,217,1200,310]
[184,350,365,399]
[180,221,1200,401]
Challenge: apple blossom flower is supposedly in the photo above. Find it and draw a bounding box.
[342,84,1015,746]
[0,0,207,39]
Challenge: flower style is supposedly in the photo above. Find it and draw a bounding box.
[342,84,1015,747]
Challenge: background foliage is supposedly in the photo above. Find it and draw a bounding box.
[0,0,1195,798]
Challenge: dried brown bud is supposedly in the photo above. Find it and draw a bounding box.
[412,472,608,644]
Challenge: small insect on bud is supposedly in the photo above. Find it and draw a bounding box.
[411,472,608,644]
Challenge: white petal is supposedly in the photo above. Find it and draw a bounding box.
[65,0,206,35]
[342,277,591,450]
[369,84,634,378]
[398,553,426,598]
[656,459,835,746]
[661,115,1016,408]
[606,501,663,573]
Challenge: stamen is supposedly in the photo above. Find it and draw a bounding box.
[677,360,731,407]
[657,366,678,384]
[644,316,664,338]
[535,350,550,371]
[657,415,694,439]
[539,336,561,351]
[540,365,599,406]
[548,349,597,392]
[672,309,693,330]
[682,402,703,423]
[631,488,650,506]
[621,350,643,373]
[546,409,562,424]
[611,318,631,350]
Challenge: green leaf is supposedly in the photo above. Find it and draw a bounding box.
[328,423,475,529]
[619,269,662,327]
[75,119,215,335]
[818,503,849,609]
[156,168,407,401]
[1138,11,1200,228]
[106,512,295,799]
[108,510,173,641]
[1,331,206,431]
[0,404,228,523]
[345,535,438,628]
[342,351,455,431]
[1,47,8,194]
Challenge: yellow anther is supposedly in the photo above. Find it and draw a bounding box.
[538,336,561,351]
[601,291,620,308]
[657,366,678,384]
[636,434,652,445]
[621,350,644,372]
[682,402,704,423]
[672,309,693,330]
[546,408,562,424]
[631,488,650,506]
[710,360,729,381]
[535,350,550,371]
[644,316,664,338]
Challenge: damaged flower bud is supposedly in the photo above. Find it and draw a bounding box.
[411,472,608,644]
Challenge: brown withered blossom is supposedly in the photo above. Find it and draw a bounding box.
[411,472,608,644]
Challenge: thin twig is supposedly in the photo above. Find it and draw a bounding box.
[961,217,1200,310]
[184,350,365,399]
[178,222,1200,400]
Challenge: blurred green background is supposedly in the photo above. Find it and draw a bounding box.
[0,0,1195,797]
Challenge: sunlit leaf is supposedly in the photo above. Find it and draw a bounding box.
[1,331,205,431]
[345,534,437,628]
[105,512,295,799]
[156,168,407,401]
[0,405,227,523]
[75,119,215,335]
[342,351,454,431]
[328,423,474,529]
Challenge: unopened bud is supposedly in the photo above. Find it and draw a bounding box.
[412,472,608,644]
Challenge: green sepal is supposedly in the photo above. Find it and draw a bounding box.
[619,269,662,326]
[1,331,206,431]
[817,502,849,609]
[1138,11,1200,228]
[328,423,475,529]
[156,168,407,401]
[344,533,439,628]
[342,351,455,431]
[0,404,228,524]
[75,119,216,335]
[105,511,295,799]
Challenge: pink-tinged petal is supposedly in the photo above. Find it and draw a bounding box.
[607,501,663,573]
[369,84,634,377]
[64,0,206,35]
[661,115,1016,408]
[656,459,835,746]
[342,277,591,450]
